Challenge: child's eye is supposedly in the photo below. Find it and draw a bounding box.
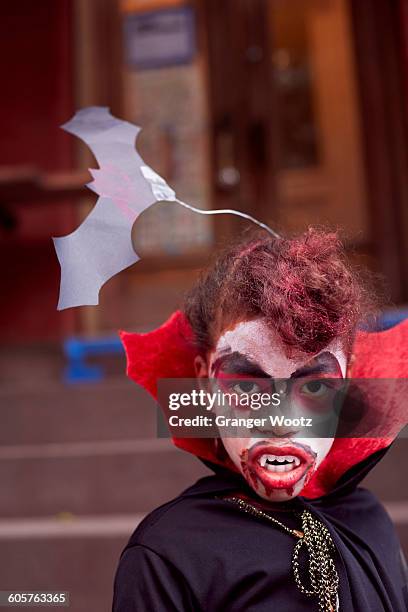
[232,381,261,395]
[300,380,330,397]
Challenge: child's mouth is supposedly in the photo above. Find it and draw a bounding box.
[244,441,316,490]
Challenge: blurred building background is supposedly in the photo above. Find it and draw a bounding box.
[0,1,407,610]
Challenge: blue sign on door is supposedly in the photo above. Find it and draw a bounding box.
[124,6,196,70]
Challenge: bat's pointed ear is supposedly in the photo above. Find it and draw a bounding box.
[60,106,111,135]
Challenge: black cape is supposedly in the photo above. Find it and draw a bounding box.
[112,448,407,611]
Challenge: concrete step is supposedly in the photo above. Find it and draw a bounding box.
[0,526,128,612]
[0,426,406,519]
[0,440,208,517]
[0,379,158,445]
[0,437,405,521]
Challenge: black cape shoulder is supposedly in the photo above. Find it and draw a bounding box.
[113,467,407,612]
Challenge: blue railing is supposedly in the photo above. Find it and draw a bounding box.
[63,336,124,383]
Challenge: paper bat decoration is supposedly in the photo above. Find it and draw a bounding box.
[53,107,278,310]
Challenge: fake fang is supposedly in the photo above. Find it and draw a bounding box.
[259,455,301,472]
[240,443,317,496]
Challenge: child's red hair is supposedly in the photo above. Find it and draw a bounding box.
[184,228,375,357]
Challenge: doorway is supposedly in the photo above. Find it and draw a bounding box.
[202,0,408,301]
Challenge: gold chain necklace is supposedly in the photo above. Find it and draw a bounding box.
[224,496,339,612]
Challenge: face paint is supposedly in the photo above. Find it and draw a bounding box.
[210,319,347,379]
[208,318,347,502]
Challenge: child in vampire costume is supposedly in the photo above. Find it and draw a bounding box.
[113,228,408,612]
[50,108,407,611]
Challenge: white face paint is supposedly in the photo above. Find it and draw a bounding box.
[211,319,347,379]
[207,318,347,502]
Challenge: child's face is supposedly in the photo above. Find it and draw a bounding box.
[205,319,347,502]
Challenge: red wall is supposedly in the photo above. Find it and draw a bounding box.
[0,0,76,341]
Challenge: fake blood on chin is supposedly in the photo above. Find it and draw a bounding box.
[240,442,317,498]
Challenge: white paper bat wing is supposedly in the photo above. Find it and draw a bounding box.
[63,106,140,166]
[54,107,177,310]
[62,106,156,206]
[53,197,139,309]
[54,106,277,310]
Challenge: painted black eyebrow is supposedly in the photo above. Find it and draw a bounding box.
[211,350,342,379]
[290,352,342,379]
[211,351,269,378]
